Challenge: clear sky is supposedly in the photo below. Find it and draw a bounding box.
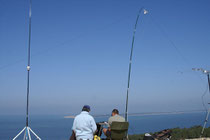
[0,0,210,115]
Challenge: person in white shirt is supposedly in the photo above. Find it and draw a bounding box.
[72,105,97,140]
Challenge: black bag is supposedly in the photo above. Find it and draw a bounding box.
[69,131,76,140]
[95,123,103,137]
[143,136,154,140]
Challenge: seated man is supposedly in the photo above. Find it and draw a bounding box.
[72,105,97,140]
[103,109,125,137]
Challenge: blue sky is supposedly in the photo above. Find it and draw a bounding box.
[0,0,210,115]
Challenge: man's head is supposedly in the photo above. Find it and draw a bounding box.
[82,105,91,112]
[111,109,119,116]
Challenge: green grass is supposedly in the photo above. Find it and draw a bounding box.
[128,126,210,140]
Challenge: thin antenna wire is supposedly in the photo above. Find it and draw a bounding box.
[26,0,32,127]
[0,6,134,72]
[125,7,146,122]
[149,15,205,85]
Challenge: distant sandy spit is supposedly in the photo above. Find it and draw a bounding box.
[64,116,75,119]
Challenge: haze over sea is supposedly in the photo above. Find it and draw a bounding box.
[1,0,210,139]
[1,112,209,140]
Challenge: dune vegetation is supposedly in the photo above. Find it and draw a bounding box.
[129,126,210,140]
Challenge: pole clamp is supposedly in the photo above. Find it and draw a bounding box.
[27,66,30,71]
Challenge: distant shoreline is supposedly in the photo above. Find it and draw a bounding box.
[64,110,205,119]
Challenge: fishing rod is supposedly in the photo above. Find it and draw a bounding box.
[125,7,148,122]
[13,0,41,139]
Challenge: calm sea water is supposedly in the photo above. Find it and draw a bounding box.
[0,112,209,140]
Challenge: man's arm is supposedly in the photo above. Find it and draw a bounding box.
[70,118,77,140]
[107,117,112,128]
[90,117,97,133]
[72,118,77,131]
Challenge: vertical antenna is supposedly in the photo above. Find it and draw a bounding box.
[26,0,32,127]
[200,73,210,137]
[192,68,210,137]
[13,0,41,139]
[125,7,148,122]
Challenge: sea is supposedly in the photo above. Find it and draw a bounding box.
[0,112,209,140]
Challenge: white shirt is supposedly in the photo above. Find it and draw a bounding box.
[72,111,97,140]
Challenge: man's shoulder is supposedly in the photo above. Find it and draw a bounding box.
[108,116,114,121]
[111,115,125,121]
[74,112,85,119]
[118,115,125,121]
[74,114,80,120]
[75,112,94,120]
[108,115,116,122]
[117,114,125,119]
[87,114,94,120]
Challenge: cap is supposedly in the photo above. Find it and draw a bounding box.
[83,105,90,111]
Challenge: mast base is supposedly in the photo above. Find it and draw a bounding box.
[13,126,41,140]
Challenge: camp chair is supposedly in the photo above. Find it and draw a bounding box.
[109,121,129,140]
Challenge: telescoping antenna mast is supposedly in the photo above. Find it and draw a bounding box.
[13,0,41,139]
[192,68,210,138]
[125,8,148,122]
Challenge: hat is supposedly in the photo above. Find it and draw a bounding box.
[83,105,90,111]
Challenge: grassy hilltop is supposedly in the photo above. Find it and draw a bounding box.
[129,126,210,140]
